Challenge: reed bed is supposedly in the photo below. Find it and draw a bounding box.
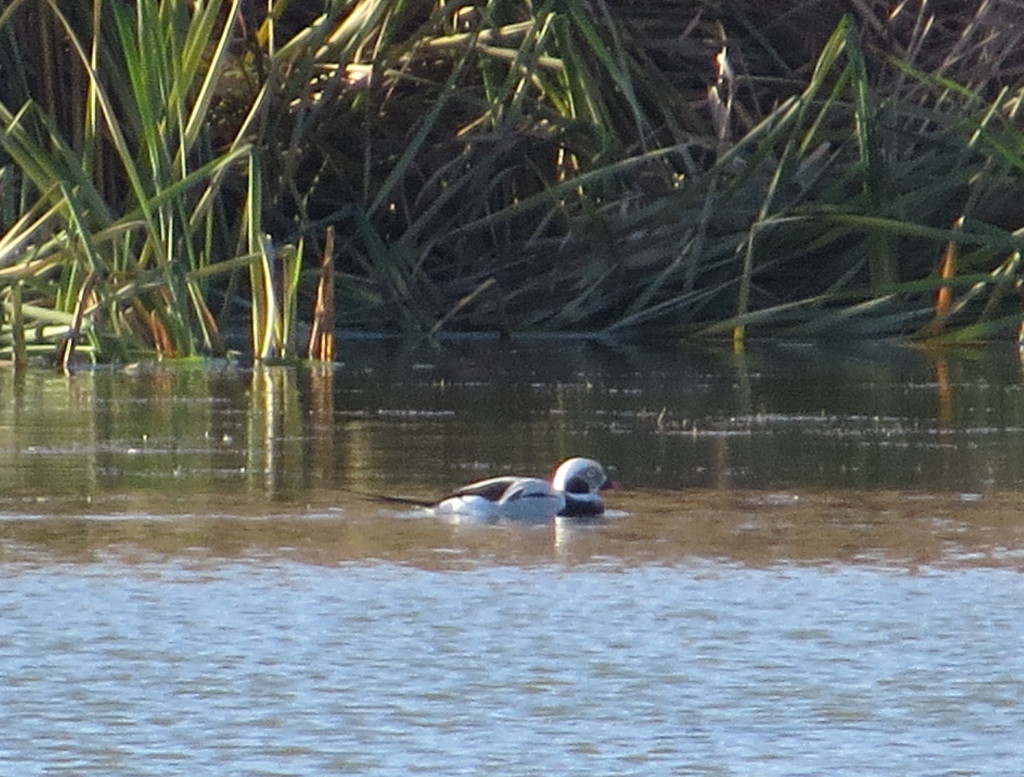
[3,0,1024,363]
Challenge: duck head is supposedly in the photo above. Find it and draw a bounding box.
[550,457,614,516]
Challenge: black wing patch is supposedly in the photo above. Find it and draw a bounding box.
[448,477,515,503]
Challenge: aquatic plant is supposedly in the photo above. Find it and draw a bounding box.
[3,0,1024,363]
[0,0,260,365]
[443,3,1024,343]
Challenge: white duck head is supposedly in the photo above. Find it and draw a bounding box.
[550,457,614,516]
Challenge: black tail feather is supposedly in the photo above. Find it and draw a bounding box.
[343,489,435,508]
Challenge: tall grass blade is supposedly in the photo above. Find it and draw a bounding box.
[308,226,337,363]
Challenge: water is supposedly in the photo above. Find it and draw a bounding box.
[4,562,1023,776]
[3,339,1024,775]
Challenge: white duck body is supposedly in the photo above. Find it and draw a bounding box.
[433,475,566,523]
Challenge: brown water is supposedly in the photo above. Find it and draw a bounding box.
[2,339,1024,775]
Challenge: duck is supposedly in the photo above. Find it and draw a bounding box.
[432,457,613,522]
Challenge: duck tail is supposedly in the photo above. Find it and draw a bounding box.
[343,489,435,507]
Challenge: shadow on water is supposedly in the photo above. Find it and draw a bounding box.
[4,337,1024,569]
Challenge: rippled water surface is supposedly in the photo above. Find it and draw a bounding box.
[3,340,1024,775]
[5,562,1023,776]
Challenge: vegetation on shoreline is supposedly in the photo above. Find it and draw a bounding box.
[4,0,1024,363]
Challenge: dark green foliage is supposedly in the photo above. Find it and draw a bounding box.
[4,0,1024,362]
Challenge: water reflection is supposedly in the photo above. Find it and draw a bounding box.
[3,339,1024,566]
